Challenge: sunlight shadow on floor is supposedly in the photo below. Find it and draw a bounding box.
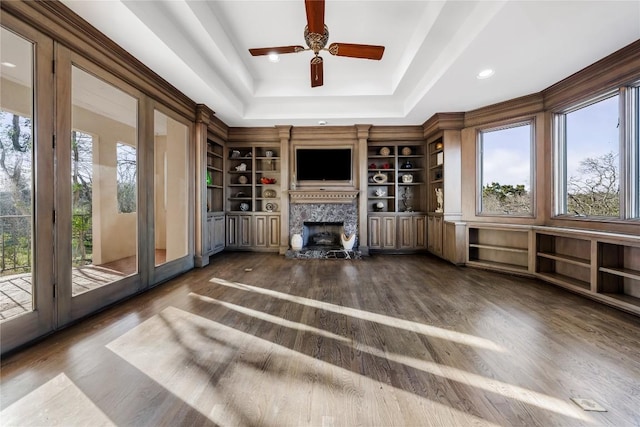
[210,277,505,353]
[0,373,116,427]
[191,291,592,423]
[107,306,499,426]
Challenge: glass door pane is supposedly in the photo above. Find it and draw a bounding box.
[0,28,34,320]
[71,66,138,296]
[154,110,189,266]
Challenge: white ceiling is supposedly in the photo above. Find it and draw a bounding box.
[60,0,640,128]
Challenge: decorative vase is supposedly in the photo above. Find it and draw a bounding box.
[372,171,388,183]
[291,233,303,250]
[341,233,356,250]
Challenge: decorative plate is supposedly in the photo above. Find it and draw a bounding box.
[401,147,412,155]
[265,202,277,212]
[379,147,391,156]
[263,189,276,198]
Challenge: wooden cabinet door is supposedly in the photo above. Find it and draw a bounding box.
[433,215,443,255]
[213,214,225,252]
[414,215,427,249]
[398,216,413,249]
[427,214,442,254]
[227,215,239,247]
[369,216,382,249]
[381,216,397,249]
[254,215,268,248]
[239,215,252,247]
[205,216,213,253]
[268,216,280,247]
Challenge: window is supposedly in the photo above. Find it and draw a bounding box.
[554,89,639,220]
[478,122,533,216]
[626,85,640,218]
[116,142,137,214]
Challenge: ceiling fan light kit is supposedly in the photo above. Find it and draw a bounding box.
[249,0,385,87]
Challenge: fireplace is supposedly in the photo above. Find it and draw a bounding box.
[303,222,343,249]
[287,200,361,259]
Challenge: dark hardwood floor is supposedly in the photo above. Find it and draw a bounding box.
[2,253,639,426]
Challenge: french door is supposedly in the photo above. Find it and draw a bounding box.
[1,20,143,353]
[54,48,144,326]
[1,18,56,352]
[1,15,194,354]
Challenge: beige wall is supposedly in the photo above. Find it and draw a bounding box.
[0,78,31,117]
[164,117,188,261]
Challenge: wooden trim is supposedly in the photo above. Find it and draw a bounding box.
[195,104,214,125]
[291,126,358,141]
[543,39,640,111]
[228,127,280,142]
[289,190,359,204]
[368,125,424,141]
[422,113,465,139]
[463,93,544,128]
[2,0,197,121]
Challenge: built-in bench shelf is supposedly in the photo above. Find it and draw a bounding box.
[597,241,640,311]
[465,224,640,316]
[536,232,592,292]
[467,223,532,274]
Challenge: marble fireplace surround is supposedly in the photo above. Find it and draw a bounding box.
[289,190,359,248]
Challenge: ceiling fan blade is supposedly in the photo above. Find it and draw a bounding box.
[249,46,305,56]
[310,56,323,87]
[305,0,325,35]
[328,43,385,60]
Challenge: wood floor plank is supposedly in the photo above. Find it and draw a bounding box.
[1,252,639,426]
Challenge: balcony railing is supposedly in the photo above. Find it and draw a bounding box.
[1,215,30,275]
[1,213,92,276]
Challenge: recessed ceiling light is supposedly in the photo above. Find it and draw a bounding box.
[477,68,495,79]
[318,120,328,125]
[1,62,17,68]
[268,53,280,63]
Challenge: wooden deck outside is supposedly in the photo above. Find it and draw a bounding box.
[0,266,126,320]
[0,250,165,320]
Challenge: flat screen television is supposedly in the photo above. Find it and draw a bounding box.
[295,148,352,182]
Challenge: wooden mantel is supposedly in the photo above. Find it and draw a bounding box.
[289,190,359,204]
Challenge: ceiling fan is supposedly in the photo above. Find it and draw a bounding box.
[248,0,385,88]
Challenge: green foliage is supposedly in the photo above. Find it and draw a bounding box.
[481,182,531,215]
[117,182,136,214]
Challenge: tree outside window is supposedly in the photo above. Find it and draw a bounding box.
[116,142,136,214]
[0,111,32,275]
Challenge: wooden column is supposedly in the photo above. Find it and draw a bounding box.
[276,125,292,254]
[356,125,371,255]
[194,104,213,267]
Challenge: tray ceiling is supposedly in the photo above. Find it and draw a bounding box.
[60,0,640,127]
